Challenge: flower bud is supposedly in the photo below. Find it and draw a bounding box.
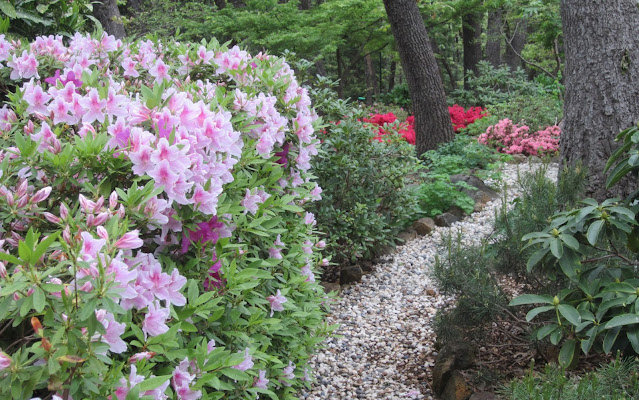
[0,352,11,370]
[96,226,109,240]
[59,203,68,219]
[109,191,118,209]
[320,258,329,267]
[0,262,6,279]
[315,240,326,249]
[6,192,14,206]
[93,212,109,227]
[95,309,106,322]
[41,337,52,352]
[16,195,28,209]
[114,230,143,250]
[86,214,94,227]
[62,226,72,245]
[117,204,126,219]
[43,212,61,224]
[93,196,104,213]
[31,317,43,334]
[31,187,52,203]
[16,180,28,198]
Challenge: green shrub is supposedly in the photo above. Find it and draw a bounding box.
[432,234,508,345]
[0,0,95,38]
[488,95,563,132]
[308,116,420,264]
[413,177,475,217]
[378,83,411,109]
[503,358,639,400]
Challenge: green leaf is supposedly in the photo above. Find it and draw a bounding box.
[33,287,45,313]
[603,326,621,354]
[586,219,605,245]
[605,314,639,329]
[220,368,249,381]
[627,326,639,354]
[125,384,140,400]
[0,252,23,265]
[558,339,576,368]
[526,248,550,272]
[559,234,579,251]
[526,305,554,322]
[537,324,559,340]
[510,294,554,306]
[550,238,563,259]
[32,232,60,264]
[138,376,170,391]
[558,304,581,326]
[0,0,16,18]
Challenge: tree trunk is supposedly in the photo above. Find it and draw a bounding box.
[299,0,311,9]
[561,0,639,200]
[462,11,482,90]
[383,0,454,155]
[336,48,344,98]
[388,60,396,92]
[229,0,246,8]
[215,0,226,10]
[486,9,502,67]
[93,0,126,39]
[430,36,458,91]
[504,18,527,71]
[364,53,378,105]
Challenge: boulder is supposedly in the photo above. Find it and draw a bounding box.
[360,260,374,273]
[507,154,528,164]
[412,217,436,235]
[340,265,363,285]
[320,281,341,295]
[435,213,461,227]
[397,228,417,242]
[441,371,472,400]
[432,341,478,395]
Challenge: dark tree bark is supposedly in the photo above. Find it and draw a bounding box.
[299,0,311,9]
[364,54,378,105]
[229,0,246,8]
[93,0,126,39]
[336,48,344,98]
[383,0,454,155]
[504,18,527,71]
[561,0,639,200]
[486,9,502,67]
[462,11,482,89]
[430,36,458,91]
[388,60,396,92]
[215,0,226,10]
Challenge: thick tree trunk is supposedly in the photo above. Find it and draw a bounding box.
[383,0,454,155]
[462,11,482,90]
[504,18,527,71]
[486,9,502,67]
[93,0,126,39]
[561,0,639,200]
[215,0,226,10]
[364,53,378,105]
[388,60,396,92]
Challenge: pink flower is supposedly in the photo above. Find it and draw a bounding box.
[142,301,170,337]
[121,57,139,77]
[266,289,287,316]
[129,351,156,363]
[0,352,11,370]
[232,348,253,371]
[281,361,295,386]
[96,310,127,354]
[304,212,316,226]
[253,370,269,389]
[80,232,106,259]
[114,230,143,250]
[149,59,171,84]
[23,83,51,114]
[78,88,107,124]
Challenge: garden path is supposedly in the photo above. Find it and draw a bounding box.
[302,161,558,400]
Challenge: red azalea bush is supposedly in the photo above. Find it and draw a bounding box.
[448,104,486,132]
[478,118,560,155]
[363,105,484,145]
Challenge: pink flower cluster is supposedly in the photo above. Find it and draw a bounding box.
[478,119,560,156]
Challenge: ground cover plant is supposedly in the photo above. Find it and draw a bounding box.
[0,32,330,399]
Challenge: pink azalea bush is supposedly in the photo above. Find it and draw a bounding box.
[0,33,329,399]
[478,118,560,155]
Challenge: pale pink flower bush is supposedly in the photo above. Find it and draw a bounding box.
[0,32,327,399]
[478,118,560,156]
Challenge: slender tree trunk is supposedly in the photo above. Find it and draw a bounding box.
[430,36,458,91]
[383,0,454,155]
[504,18,527,70]
[364,54,378,105]
[388,60,396,91]
[229,0,246,7]
[315,59,327,77]
[215,0,226,10]
[561,0,639,200]
[462,11,483,90]
[336,48,344,98]
[486,9,502,67]
[93,0,126,39]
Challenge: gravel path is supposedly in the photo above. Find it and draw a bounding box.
[302,162,558,400]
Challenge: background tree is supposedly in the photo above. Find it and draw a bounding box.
[560,0,639,200]
[383,0,454,155]
[93,0,126,39]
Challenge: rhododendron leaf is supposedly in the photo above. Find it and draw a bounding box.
[32,231,60,265]
[0,252,22,265]
[33,287,45,313]
[139,375,171,391]
[125,384,140,400]
[221,368,249,381]
[0,1,16,18]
